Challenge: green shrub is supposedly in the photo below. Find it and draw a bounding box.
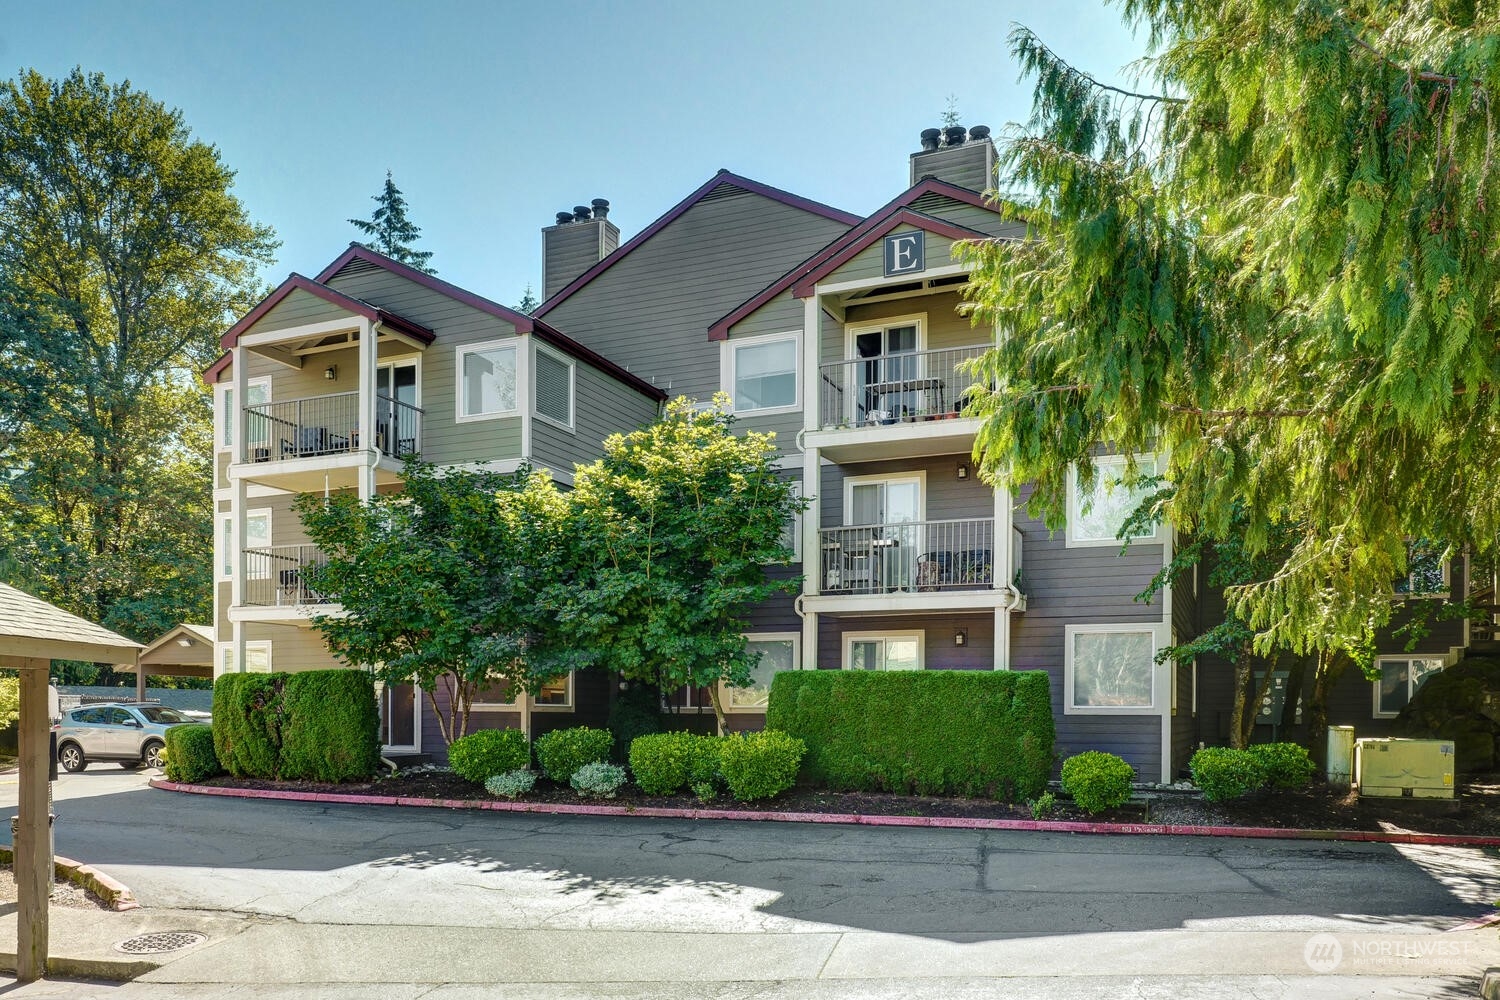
[765,669,1055,800]
[449,728,530,785]
[1060,751,1134,814]
[485,769,536,799]
[1028,790,1057,820]
[279,670,381,782]
[212,673,282,778]
[1190,746,1268,802]
[1246,742,1315,790]
[571,761,628,798]
[717,730,805,801]
[535,726,614,784]
[164,725,220,784]
[608,684,663,762]
[629,731,723,796]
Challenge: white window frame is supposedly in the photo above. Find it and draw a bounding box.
[1064,622,1167,716]
[217,376,271,452]
[721,330,801,417]
[532,341,576,433]
[776,478,803,563]
[1371,656,1446,718]
[531,671,574,711]
[1065,453,1162,547]
[471,675,519,710]
[455,339,521,423]
[721,632,800,713]
[217,641,272,675]
[842,471,927,524]
[844,313,927,359]
[842,631,925,671]
[220,508,272,581]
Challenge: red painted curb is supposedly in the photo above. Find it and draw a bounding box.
[148,779,1500,848]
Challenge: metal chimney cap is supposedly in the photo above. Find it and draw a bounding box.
[555,211,574,226]
[919,127,941,151]
[573,205,592,222]
[967,124,991,141]
[591,198,610,219]
[943,126,967,146]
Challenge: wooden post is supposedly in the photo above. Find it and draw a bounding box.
[135,662,146,702]
[16,658,50,982]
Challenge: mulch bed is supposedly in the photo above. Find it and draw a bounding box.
[195,770,1500,838]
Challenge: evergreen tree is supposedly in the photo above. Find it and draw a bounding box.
[515,284,539,314]
[348,171,435,274]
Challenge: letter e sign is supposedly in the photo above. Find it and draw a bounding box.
[884,231,925,276]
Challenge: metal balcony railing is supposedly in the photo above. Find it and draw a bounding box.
[819,517,996,595]
[243,544,334,607]
[817,344,989,431]
[243,392,422,462]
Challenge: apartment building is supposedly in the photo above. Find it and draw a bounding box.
[208,127,1476,780]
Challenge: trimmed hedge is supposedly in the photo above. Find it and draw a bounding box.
[629,732,724,796]
[717,730,805,801]
[1190,746,1268,802]
[1059,750,1134,814]
[765,669,1055,800]
[1246,742,1316,790]
[164,724,220,783]
[212,669,380,782]
[450,728,530,785]
[279,670,381,782]
[534,726,614,784]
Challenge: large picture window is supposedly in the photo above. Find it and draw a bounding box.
[1065,624,1161,714]
[726,332,799,414]
[724,634,799,711]
[1373,657,1444,717]
[1066,454,1160,547]
[457,342,518,420]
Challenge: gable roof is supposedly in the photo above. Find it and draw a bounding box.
[533,169,862,319]
[708,177,1008,340]
[139,624,214,661]
[219,272,435,351]
[0,583,141,665]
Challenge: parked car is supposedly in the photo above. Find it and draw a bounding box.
[54,703,204,772]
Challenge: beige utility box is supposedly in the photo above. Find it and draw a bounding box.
[1354,738,1456,799]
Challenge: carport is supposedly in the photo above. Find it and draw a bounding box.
[134,624,214,701]
[0,583,140,982]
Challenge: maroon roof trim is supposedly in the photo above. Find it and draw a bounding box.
[203,352,230,385]
[532,170,861,319]
[707,178,1002,340]
[532,321,666,401]
[217,273,433,350]
[788,211,991,298]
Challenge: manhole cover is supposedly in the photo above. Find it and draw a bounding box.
[114,931,207,955]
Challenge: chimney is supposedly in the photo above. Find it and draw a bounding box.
[909,124,996,192]
[542,197,620,299]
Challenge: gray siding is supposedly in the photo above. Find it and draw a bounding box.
[816,612,994,670]
[529,348,661,474]
[543,220,612,299]
[907,192,1028,240]
[249,288,358,334]
[909,144,994,193]
[820,456,993,526]
[540,185,850,413]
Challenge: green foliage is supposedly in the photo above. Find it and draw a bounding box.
[1059,751,1134,814]
[212,673,281,779]
[766,669,1055,800]
[558,396,805,732]
[628,731,724,796]
[1190,747,1268,803]
[0,69,274,639]
[163,724,219,783]
[607,683,663,762]
[298,461,582,745]
[0,677,17,730]
[515,284,539,314]
[716,730,805,802]
[449,728,530,785]
[484,769,536,800]
[1246,742,1316,791]
[570,761,628,799]
[278,671,380,782]
[960,8,1500,665]
[349,171,434,273]
[690,781,717,803]
[534,726,613,784]
[1028,790,1057,819]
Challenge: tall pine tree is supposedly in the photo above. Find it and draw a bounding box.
[349,171,435,274]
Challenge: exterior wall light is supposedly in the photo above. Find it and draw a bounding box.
[954,629,967,647]
[324,365,338,381]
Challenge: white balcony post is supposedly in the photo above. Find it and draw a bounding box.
[358,318,377,501]
[994,484,1012,670]
[231,345,248,466]
[801,294,822,669]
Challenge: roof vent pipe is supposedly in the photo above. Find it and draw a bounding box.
[943,126,967,146]
[555,211,574,226]
[967,124,991,141]
[573,205,591,222]
[919,128,941,151]
[590,198,610,220]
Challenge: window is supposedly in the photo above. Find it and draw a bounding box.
[534,672,573,709]
[845,632,923,671]
[1065,624,1162,714]
[1394,542,1449,597]
[534,345,575,431]
[218,377,271,451]
[726,332,799,414]
[847,317,925,423]
[457,342,519,420]
[778,478,803,562]
[472,675,518,709]
[1066,454,1160,547]
[217,641,272,675]
[1373,657,1445,717]
[724,634,799,712]
[219,509,271,581]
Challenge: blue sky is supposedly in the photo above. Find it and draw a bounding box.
[6,1,1145,306]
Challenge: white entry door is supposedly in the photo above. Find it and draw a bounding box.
[847,475,923,589]
[379,681,421,753]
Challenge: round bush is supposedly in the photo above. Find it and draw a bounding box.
[1060,751,1134,814]
[534,725,614,784]
[485,769,536,800]
[1246,742,1315,790]
[164,724,221,784]
[1190,746,1268,802]
[608,684,663,762]
[448,728,530,785]
[717,730,805,802]
[629,731,723,796]
[571,761,628,798]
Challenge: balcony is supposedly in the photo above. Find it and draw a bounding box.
[244,391,421,463]
[242,544,334,610]
[809,344,988,462]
